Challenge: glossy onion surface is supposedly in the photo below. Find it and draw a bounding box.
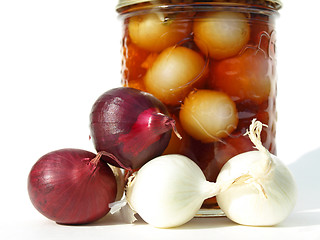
[180,89,238,143]
[193,11,250,60]
[211,48,273,104]
[27,149,117,225]
[144,46,207,105]
[128,13,192,52]
[90,87,173,170]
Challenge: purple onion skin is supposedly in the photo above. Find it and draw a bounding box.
[27,149,117,225]
[90,87,173,170]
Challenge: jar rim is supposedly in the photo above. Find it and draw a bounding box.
[116,0,282,12]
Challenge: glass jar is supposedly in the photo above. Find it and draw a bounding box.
[116,0,281,217]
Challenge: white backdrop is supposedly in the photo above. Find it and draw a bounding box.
[0,1,319,239]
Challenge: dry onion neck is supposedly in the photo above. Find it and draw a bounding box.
[217,119,273,196]
[159,113,182,140]
[93,151,132,172]
[244,118,273,175]
[244,118,268,153]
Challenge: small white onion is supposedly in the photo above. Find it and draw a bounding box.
[126,154,219,228]
[216,119,297,226]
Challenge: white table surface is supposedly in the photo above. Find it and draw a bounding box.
[1,1,320,239]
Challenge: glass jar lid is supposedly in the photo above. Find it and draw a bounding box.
[116,0,282,11]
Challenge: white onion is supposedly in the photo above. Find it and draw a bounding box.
[216,119,297,226]
[126,154,219,228]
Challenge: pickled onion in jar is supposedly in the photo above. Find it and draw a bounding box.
[179,89,238,143]
[211,48,273,104]
[128,13,192,52]
[193,11,250,60]
[144,46,208,106]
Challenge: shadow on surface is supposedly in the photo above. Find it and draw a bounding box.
[279,210,320,228]
[177,216,235,230]
[280,147,320,228]
[85,211,136,227]
[86,211,235,229]
[80,147,320,229]
[288,147,320,212]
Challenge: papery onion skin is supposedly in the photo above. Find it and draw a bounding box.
[90,87,174,170]
[27,149,117,225]
[216,151,297,226]
[126,154,218,228]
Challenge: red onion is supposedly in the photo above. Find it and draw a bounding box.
[27,149,117,225]
[90,87,180,170]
